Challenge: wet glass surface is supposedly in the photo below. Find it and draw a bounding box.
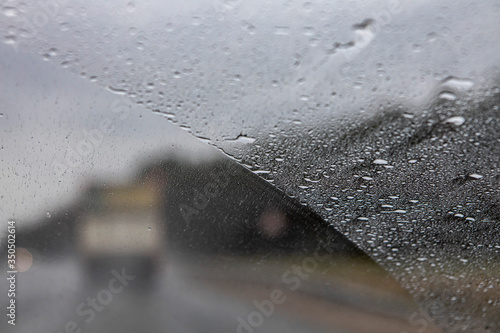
[1,1,499,332]
[0,43,442,333]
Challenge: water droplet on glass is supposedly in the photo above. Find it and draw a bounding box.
[224,135,256,144]
[59,22,70,32]
[441,77,474,91]
[192,16,202,26]
[302,26,314,36]
[126,1,136,13]
[153,110,175,120]
[2,6,18,17]
[3,34,16,45]
[48,48,58,57]
[352,19,376,48]
[241,21,256,34]
[106,86,128,95]
[426,32,437,43]
[439,92,457,101]
[444,116,465,126]
[411,43,423,53]
[373,159,388,165]
[274,26,290,35]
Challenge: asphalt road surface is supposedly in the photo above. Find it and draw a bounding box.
[0,254,444,333]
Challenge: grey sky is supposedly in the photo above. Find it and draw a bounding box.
[0,44,217,232]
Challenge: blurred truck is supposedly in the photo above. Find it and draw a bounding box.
[77,183,166,282]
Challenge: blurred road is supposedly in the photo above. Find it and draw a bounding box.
[0,255,442,333]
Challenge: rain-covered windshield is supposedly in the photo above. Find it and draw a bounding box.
[1,1,499,332]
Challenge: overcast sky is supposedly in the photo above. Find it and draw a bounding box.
[0,44,219,233]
